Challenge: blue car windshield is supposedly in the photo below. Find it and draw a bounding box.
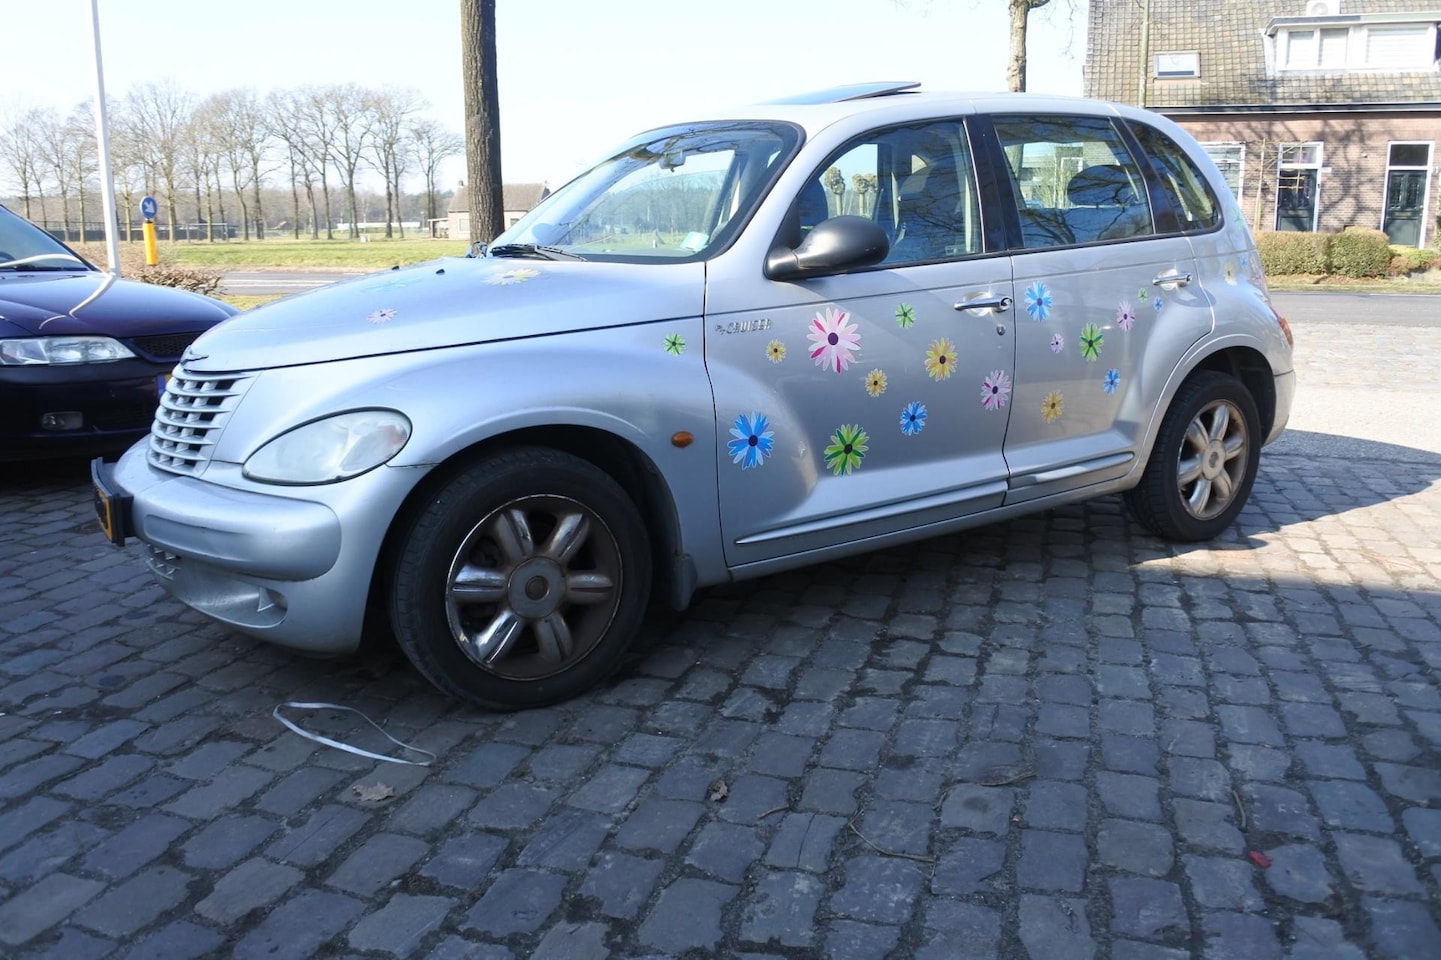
[491,120,802,263]
[0,205,91,271]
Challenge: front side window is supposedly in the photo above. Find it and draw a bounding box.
[492,121,800,263]
[993,115,1155,249]
[1131,123,1221,232]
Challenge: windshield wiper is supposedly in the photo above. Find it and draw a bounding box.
[488,243,586,262]
[0,263,90,272]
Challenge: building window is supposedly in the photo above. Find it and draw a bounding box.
[1384,142,1433,247]
[1363,25,1433,69]
[1277,22,1438,72]
[1276,142,1322,233]
[1154,51,1200,78]
[1202,143,1245,198]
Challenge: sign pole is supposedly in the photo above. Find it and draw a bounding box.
[89,0,122,276]
[141,196,159,267]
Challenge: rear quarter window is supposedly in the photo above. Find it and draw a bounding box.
[1129,122,1222,233]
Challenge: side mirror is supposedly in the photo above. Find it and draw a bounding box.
[765,216,890,280]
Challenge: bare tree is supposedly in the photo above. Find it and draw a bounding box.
[411,118,463,231]
[368,88,425,238]
[207,89,272,240]
[1007,0,1053,93]
[461,0,504,243]
[64,103,100,242]
[34,108,79,239]
[266,90,323,239]
[316,84,373,239]
[0,107,50,220]
[124,80,194,241]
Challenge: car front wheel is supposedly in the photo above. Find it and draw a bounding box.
[390,447,652,710]
[1126,371,1262,542]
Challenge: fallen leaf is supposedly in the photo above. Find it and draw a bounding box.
[1248,850,1272,868]
[353,781,395,803]
[708,779,729,802]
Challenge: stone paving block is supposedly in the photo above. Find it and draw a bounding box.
[195,858,303,924]
[931,837,1006,896]
[386,783,478,836]
[1309,780,1395,832]
[1109,876,1188,942]
[1362,897,1441,960]
[614,797,704,854]
[579,850,664,919]
[939,783,1015,835]
[740,870,823,948]
[1017,894,1096,960]
[1373,761,1441,803]
[799,768,865,816]
[917,899,1003,960]
[1097,771,1162,821]
[1099,818,1174,877]
[515,809,610,871]
[0,871,105,948]
[81,813,190,879]
[825,919,902,960]
[116,920,225,960]
[419,832,508,890]
[636,877,737,953]
[347,893,453,955]
[468,782,556,831]
[462,868,567,937]
[1202,911,1282,960]
[1183,854,1266,911]
[180,813,281,870]
[72,865,193,938]
[326,832,429,896]
[1333,833,1426,896]
[264,804,369,868]
[164,765,274,819]
[1018,829,1086,892]
[828,856,925,925]
[232,889,364,960]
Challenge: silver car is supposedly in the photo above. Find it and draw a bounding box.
[94,82,1295,709]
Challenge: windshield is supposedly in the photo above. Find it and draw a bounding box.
[491,121,802,263]
[0,205,92,272]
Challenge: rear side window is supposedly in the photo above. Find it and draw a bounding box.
[992,115,1155,249]
[1129,122,1222,233]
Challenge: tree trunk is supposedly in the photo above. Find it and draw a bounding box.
[1006,0,1052,93]
[462,0,504,244]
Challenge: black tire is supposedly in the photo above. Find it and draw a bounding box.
[1125,371,1262,542]
[389,447,651,710]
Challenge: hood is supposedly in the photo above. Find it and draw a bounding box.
[0,271,236,337]
[182,257,707,373]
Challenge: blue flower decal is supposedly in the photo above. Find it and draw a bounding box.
[900,401,928,436]
[1103,369,1120,394]
[1152,295,1164,312]
[1024,282,1052,322]
[727,412,775,470]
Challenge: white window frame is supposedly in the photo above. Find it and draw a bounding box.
[1154,51,1200,78]
[1381,141,1434,245]
[1276,141,1323,232]
[1275,22,1439,72]
[1201,142,1245,199]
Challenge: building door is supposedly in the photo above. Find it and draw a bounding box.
[1275,142,1322,232]
[1383,142,1432,248]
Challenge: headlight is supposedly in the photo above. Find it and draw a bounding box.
[243,410,412,484]
[0,336,136,365]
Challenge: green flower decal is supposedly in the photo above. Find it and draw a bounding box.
[895,303,915,328]
[664,333,686,356]
[1080,323,1104,362]
[824,424,869,476]
[1137,288,1149,302]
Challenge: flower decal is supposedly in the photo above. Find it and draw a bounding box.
[1049,333,1065,354]
[925,338,957,381]
[865,369,888,397]
[664,333,686,355]
[368,273,424,291]
[1223,261,1238,285]
[367,308,396,324]
[486,267,540,286]
[1136,288,1149,302]
[766,340,786,363]
[824,424,869,476]
[1152,295,1164,312]
[1041,391,1064,423]
[980,370,1012,411]
[895,303,915,328]
[727,412,775,470]
[1116,300,1136,332]
[1103,369,1120,394]
[1024,281,1052,322]
[900,402,927,436]
[1079,323,1104,362]
[808,307,861,374]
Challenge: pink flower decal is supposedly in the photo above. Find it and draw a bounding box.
[807,307,861,374]
[1116,300,1136,332]
[980,370,1012,411]
[1049,333,1064,354]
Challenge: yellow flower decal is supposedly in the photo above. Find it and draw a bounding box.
[486,267,540,286]
[1041,391,1064,423]
[865,369,887,397]
[766,340,786,363]
[925,338,957,381]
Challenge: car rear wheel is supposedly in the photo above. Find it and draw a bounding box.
[390,447,651,710]
[1125,371,1261,542]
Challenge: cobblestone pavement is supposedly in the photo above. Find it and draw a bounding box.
[2,301,1439,959]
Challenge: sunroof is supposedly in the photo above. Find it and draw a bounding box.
[760,81,921,105]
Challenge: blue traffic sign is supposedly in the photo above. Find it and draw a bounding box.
[140,196,158,219]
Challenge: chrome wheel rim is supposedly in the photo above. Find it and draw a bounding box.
[444,495,623,680]
[1176,398,1250,521]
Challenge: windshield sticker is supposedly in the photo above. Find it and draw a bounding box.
[1050,333,1065,354]
[727,412,775,470]
[1080,323,1104,362]
[981,370,1012,410]
[1116,300,1136,332]
[808,307,861,374]
[1024,282,1052,322]
[664,333,686,355]
[1104,369,1120,394]
[486,267,540,286]
[1042,391,1065,423]
[367,308,396,324]
[900,401,928,436]
[766,340,787,363]
[925,338,957,381]
[865,369,888,397]
[824,424,869,476]
[895,303,915,328]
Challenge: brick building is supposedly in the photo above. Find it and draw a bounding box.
[1084,0,1440,248]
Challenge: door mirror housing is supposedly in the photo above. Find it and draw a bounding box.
[765,216,890,280]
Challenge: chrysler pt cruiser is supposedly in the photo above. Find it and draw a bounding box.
[94,83,1295,709]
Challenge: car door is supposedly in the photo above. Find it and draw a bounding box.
[984,113,1213,505]
[704,119,1017,569]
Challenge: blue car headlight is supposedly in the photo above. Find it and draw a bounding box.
[243,410,412,484]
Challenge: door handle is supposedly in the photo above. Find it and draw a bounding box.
[954,295,1012,313]
[1151,272,1192,288]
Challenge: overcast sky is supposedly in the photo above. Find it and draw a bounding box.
[10,0,1087,188]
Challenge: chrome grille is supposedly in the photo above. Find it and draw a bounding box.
[146,544,180,579]
[148,369,252,475]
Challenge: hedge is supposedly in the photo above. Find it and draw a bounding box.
[1256,228,1437,278]
[1255,231,1328,275]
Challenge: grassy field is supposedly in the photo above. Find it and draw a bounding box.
[78,236,470,271]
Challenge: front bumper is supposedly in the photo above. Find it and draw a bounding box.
[95,443,426,654]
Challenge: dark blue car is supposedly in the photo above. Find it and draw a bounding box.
[0,204,236,460]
